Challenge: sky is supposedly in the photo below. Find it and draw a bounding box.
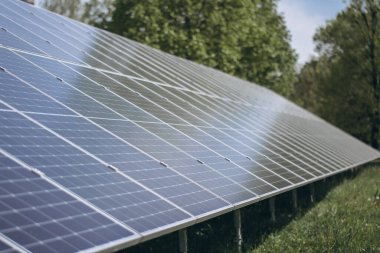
[278,0,348,65]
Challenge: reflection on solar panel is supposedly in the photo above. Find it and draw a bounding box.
[0,0,379,252]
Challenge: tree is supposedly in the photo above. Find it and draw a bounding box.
[39,0,114,26]
[292,58,320,112]
[40,0,81,20]
[107,0,297,97]
[351,0,380,148]
[298,0,380,147]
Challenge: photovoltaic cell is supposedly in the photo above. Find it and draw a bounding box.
[0,27,44,54]
[198,126,321,179]
[0,14,80,63]
[0,68,74,115]
[137,122,282,193]
[0,103,10,111]
[107,73,211,127]
[224,128,333,175]
[0,153,135,252]
[161,87,244,129]
[19,52,161,123]
[0,110,191,233]
[92,117,257,204]
[27,112,230,216]
[0,48,124,119]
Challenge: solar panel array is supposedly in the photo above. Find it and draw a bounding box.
[0,0,379,252]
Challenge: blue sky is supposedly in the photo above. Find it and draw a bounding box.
[278,0,348,65]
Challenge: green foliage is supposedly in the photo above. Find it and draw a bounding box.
[250,165,380,253]
[39,0,114,26]
[295,0,380,147]
[107,0,297,97]
[292,59,321,112]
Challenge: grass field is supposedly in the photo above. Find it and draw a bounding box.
[249,165,380,253]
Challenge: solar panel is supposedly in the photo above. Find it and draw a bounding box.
[0,0,379,252]
[0,152,137,252]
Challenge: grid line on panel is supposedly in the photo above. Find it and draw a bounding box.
[226,105,349,169]
[1,42,228,103]
[103,74,212,127]
[2,8,372,184]
[0,148,145,236]
[247,119,341,171]
[1,99,196,220]
[76,69,292,192]
[112,76,318,183]
[30,59,258,206]
[0,107,192,234]
[163,88,332,177]
[98,72,309,188]
[92,117,260,204]
[0,49,127,120]
[57,64,187,125]
[137,122,290,191]
[245,130,335,174]
[19,52,165,123]
[27,112,231,217]
[277,131,349,169]
[11,0,249,102]
[252,113,351,166]
[191,125,318,180]
[0,69,75,116]
[5,49,266,206]
[4,0,178,82]
[1,0,124,73]
[0,14,81,64]
[278,117,355,166]
[0,149,139,253]
[0,27,45,56]
[0,53,232,217]
[278,135,346,170]
[51,64,284,196]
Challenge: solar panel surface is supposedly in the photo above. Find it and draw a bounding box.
[0,0,379,252]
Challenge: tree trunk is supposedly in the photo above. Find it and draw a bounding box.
[368,3,380,149]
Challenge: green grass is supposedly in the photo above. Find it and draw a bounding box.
[249,165,380,253]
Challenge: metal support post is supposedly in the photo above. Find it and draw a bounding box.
[269,197,276,222]
[310,183,315,204]
[179,229,188,253]
[292,189,298,211]
[234,209,242,253]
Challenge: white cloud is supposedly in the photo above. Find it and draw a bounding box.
[278,0,325,65]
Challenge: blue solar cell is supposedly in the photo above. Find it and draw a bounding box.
[0,0,117,72]
[19,52,162,123]
[106,73,211,127]
[0,48,124,119]
[0,26,44,54]
[27,112,230,216]
[0,110,191,233]
[0,103,10,110]
[23,54,185,124]
[0,68,75,115]
[0,153,135,252]
[138,122,287,191]
[0,15,79,63]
